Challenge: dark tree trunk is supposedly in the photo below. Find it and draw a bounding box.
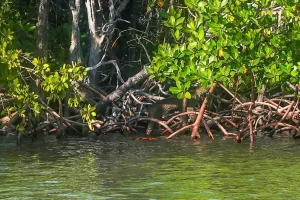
[36,0,50,58]
[85,0,130,85]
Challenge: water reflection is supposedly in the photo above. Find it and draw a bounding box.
[0,134,300,199]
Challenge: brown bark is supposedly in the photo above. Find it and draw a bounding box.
[190,82,218,139]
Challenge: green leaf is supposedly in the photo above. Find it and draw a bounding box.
[170,16,176,26]
[32,58,39,66]
[184,0,195,9]
[16,124,25,132]
[43,63,49,69]
[207,22,220,32]
[184,81,191,89]
[176,17,185,26]
[169,87,182,94]
[174,30,180,40]
[188,41,197,49]
[265,72,273,78]
[187,19,196,30]
[198,1,207,8]
[185,91,192,99]
[176,80,182,89]
[9,107,17,112]
[221,0,228,7]
[291,70,298,77]
[251,58,260,66]
[160,11,169,19]
[198,26,204,40]
[209,55,215,63]
[17,95,24,100]
[45,85,50,92]
[177,92,184,99]
[182,27,194,33]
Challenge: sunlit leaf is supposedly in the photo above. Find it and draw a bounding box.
[169,87,182,94]
[185,91,192,99]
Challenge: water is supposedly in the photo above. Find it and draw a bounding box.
[1,134,300,199]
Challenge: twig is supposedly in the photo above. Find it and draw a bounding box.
[218,83,243,104]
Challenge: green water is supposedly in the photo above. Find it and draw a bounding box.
[1,134,300,200]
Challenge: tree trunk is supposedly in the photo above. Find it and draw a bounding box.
[85,0,130,85]
[191,82,217,140]
[34,0,50,101]
[182,97,187,128]
[67,0,83,118]
[36,0,50,58]
[69,0,83,64]
[85,0,106,84]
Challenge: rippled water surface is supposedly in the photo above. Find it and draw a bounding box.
[1,134,300,199]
